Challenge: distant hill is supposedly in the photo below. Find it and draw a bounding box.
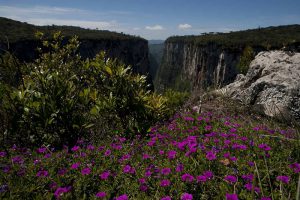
[0,17,144,43]
[148,40,164,45]
[167,25,300,49]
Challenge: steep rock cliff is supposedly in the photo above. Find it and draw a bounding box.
[155,42,241,91]
[0,17,150,78]
[155,25,300,91]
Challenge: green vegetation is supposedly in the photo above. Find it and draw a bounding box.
[0,110,299,199]
[0,21,299,200]
[237,46,255,74]
[0,17,144,43]
[167,25,300,49]
[0,32,182,148]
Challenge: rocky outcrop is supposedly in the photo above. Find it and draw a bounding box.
[155,41,241,91]
[220,51,300,121]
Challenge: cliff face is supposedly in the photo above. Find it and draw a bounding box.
[79,39,149,75]
[0,39,150,77]
[155,42,241,91]
[155,25,300,92]
[0,17,150,79]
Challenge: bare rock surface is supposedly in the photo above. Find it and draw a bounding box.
[219,51,300,121]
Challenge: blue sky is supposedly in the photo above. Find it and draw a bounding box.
[0,0,299,39]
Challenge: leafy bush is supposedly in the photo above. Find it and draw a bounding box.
[163,89,189,115]
[237,46,255,74]
[0,32,167,148]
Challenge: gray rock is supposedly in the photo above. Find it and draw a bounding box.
[220,51,300,121]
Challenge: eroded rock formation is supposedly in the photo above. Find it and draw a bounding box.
[220,51,300,121]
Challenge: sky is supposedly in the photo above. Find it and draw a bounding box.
[0,0,299,40]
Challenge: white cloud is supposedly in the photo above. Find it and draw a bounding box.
[26,18,117,29]
[145,25,164,30]
[178,23,192,30]
[0,5,120,30]
[133,27,141,31]
[0,5,86,16]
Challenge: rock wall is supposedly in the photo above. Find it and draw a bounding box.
[220,51,300,121]
[155,41,242,91]
[0,38,150,77]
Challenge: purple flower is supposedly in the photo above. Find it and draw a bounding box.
[167,150,177,159]
[161,196,171,200]
[37,147,47,154]
[276,175,290,184]
[184,116,194,121]
[36,170,49,177]
[203,171,213,179]
[71,162,80,169]
[139,178,146,184]
[44,153,52,158]
[104,149,111,156]
[176,164,184,172]
[145,170,152,177]
[100,171,110,180]
[81,168,91,175]
[58,168,67,176]
[115,194,128,200]
[71,145,80,152]
[87,145,95,151]
[142,153,151,160]
[289,163,300,173]
[139,184,148,191]
[54,186,71,199]
[261,197,271,200]
[49,182,57,190]
[181,193,193,200]
[123,165,132,173]
[258,144,271,151]
[226,193,239,200]
[160,179,171,187]
[242,174,254,182]
[0,184,9,193]
[224,175,237,184]
[206,151,217,161]
[96,191,106,198]
[0,151,6,158]
[181,174,194,183]
[159,150,165,155]
[12,156,23,164]
[204,125,212,131]
[2,165,10,173]
[197,175,207,183]
[244,183,253,191]
[161,168,171,175]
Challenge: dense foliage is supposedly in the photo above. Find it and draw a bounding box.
[0,32,169,148]
[237,46,255,74]
[0,111,299,199]
[167,25,300,49]
[0,17,143,43]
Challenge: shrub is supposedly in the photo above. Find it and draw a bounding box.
[1,32,167,148]
[237,46,255,74]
